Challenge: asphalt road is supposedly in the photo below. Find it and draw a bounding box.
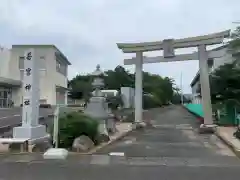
[0,108,54,128]
[0,105,239,179]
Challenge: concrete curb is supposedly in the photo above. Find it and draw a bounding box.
[0,108,153,155]
[86,127,134,154]
[70,109,153,155]
[215,130,240,158]
[0,127,133,156]
[0,125,134,156]
[85,119,153,154]
[0,152,43,156]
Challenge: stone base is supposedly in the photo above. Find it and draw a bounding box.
[43,148,68,160]
[98,123,109,135]
[199,124,217,134]
[97,123,110,143]
[13,125,49,145]
[106,115,117,134]
[132,122,146,130]
[145,119,155,128]
[84,96,109,119]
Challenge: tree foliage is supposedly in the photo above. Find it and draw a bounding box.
[69,65,175,105]
[68,75,93,101]
[209,26,240,103]
[228,26,240,62]
[210,62,240,103]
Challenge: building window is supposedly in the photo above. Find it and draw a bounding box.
[19,56,46,70]
[19,56,25,70]
[208,57,214,67]
[55,52,68,76]
[56,59,67,76]
[56,60,61,70]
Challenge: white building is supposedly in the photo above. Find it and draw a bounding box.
[101,90,119,97]
[91,90,119,97]
[121,87,134,109]
[0,45,71,107]
[190,45,233,104]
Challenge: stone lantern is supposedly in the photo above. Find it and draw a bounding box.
[84,65,110,141]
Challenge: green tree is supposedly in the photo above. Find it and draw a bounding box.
[69,65,176,106]
[196,26,240,103]
[228,26,240,62]
[104,66,134,90]
[210,62,240,103]
[68,75,92,101]
[142,72,174,104]
[210,26,240,103]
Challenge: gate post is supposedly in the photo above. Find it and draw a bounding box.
[134,52,143,125]
[198,45,214,126]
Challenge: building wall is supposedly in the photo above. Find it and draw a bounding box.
[210,48,233,72]
[192,95,202,104]
[5,45,69,106]
[191,79,200,104]
[191,81,199,95]
[10,46,53,105]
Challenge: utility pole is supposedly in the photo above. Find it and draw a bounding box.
[53,105,59,148]
[180,72,184,105]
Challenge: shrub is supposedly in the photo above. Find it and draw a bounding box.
[51,112,99,149]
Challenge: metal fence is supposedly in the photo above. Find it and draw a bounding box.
[0,98,13,108]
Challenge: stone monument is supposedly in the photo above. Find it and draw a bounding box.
[84,65,112,140]
[13,49,49,144]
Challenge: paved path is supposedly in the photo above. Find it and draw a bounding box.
[0,105,239,179]
[97,105,236,158]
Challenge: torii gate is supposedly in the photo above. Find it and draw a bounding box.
[117,30,230,129]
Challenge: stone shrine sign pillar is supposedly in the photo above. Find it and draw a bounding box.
[13,49,48,143]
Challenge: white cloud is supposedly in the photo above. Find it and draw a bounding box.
[0,0,239,93]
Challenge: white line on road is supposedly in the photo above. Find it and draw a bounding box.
[0,117,7,120]
[0,114,21,120]
[124,140,134,144]
[109,152,125,156]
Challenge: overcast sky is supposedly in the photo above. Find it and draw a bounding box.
[0,0,239,93]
